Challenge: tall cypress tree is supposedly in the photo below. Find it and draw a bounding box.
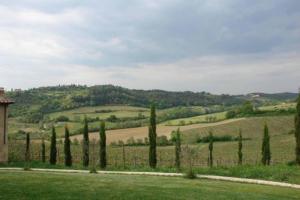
[238,129,243,165]
[261,123,271,165]
[64,125,72,167]
[295,93,300,164]
[99,121,107,169]
[49,126,57,165]
[175,128,181,171]
[148,104,157,168]
[208,131,214,167]
[25,133,30,162]
[41,137,46,163]
[82,116,89,167]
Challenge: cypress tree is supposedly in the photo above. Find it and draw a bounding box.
[208,131,214,167]
[41,137,46,163]
[99,121,107,169]
[175,128,181,171]
[261,123,271,165]
[82,116,89,167]
[64,125,72,167]
[25,133,30,162]
[49,126,57,165]
[295,94,300,164]
[148,104,157,168]
[238,129,243,165]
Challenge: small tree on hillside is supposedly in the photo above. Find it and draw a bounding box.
[208,131,214,167]
[99,121,107,169]
[82,116,89,167]
[174,129,181,171]
[238,129,243,165]
[295,93,300,164]
[64,125,72,167]
[41,137,46,163]
[148,104,157,168]
[261,123,271,165]
[50,126,57,165]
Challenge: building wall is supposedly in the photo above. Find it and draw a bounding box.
[0,105,8,163]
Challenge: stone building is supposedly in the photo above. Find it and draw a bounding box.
[0,88,14,163]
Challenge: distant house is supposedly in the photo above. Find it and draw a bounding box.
[0,87,14,163]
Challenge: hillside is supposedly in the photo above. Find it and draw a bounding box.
[6,85,298,121]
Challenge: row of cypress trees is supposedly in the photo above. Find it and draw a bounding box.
[44,94,300,168]
[49,118,107,169]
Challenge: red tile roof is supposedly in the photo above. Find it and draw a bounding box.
[0,96,14,104]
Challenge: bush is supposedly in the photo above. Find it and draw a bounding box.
[184,169,197,179]
[226,110,236,119]
[55,115,70,122]
[197,135,236,143]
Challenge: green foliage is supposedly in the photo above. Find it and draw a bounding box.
[149,104,157,168]
[7,85,245,120]
[99,121,107,169]
[226,110,236,119]
[82,117,89,167]
[208,131,214,167]
[261,123,271,165]
[174,129,181,171]
[238,129,243,165]
[106,115,118,122]
[64,125,72,167]
[240,101,254,114]
[295,94,300,164]
[55,115,70,122]
[196,135,243,143]
[49,127,57,165]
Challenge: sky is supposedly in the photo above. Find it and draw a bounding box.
[0,0,299,94]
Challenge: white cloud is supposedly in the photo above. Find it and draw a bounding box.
[0,0,299,94]
[1,52,299,94]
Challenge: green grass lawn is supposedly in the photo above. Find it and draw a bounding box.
[0,171,299,200]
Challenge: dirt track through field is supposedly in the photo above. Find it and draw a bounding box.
[70,118,244,144]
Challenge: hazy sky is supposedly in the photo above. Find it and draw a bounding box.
[0,0,299,94]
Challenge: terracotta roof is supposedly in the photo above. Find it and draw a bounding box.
[0,96,14,104]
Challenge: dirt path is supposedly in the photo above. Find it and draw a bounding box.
[1,167,299,189]
[70,118,244,144]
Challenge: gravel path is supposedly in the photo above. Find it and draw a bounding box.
[0,167,299,189]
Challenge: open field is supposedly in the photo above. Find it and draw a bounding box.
[0,171,299,200]
[47,105,149,121]
[182,115,294,141]
[69,118,243,144]
[259,103,296,111]
[8,115,295,168]
[164,111,227,126]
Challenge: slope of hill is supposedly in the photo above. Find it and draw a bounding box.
[6,85,243,120]
[7,85,298,121]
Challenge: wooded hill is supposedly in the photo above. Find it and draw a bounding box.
[6,85,297,121]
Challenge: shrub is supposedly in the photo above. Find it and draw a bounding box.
[55,115,70,122]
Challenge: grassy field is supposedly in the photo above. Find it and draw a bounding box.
[259,102,296,111]
[69,118,242,144]
[47,105,149,121]
[0,171,299,200]
[8,116,295,167]
[164,111,227,126]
